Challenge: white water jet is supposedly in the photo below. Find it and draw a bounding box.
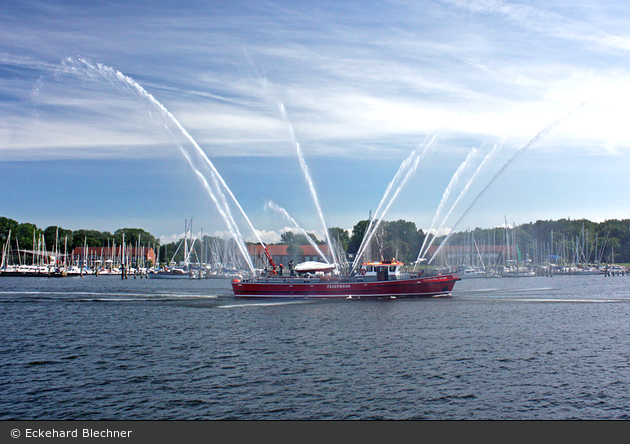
[417,142,502,266]
[350,136,435,273]
[177,146,252,270]
[276,102,339,267]
[264,200,330,264]
[248,61,338,269]
[373,135,435,223]
[428,105,585,265]
[416,146,479,263]
[60,58,259,272]
[414,142,505,266]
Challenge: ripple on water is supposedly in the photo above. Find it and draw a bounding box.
[2,275,630,419]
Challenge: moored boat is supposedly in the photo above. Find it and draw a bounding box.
[147,266,192,279]
[501,265,536,278]
[566,265,600,275]
[458,266,502,279]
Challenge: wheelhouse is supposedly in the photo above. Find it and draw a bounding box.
[358,260,409,280]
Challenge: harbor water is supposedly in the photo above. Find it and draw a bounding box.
[1,274,630,420]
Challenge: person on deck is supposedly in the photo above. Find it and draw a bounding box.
[288,260,295,277]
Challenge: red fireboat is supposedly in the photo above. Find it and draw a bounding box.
[231,259,460,299]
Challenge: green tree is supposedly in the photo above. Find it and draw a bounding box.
[328,227,350,252]
[0,217,19,245]
[347,220,369,256]
[43,226,74,253]
[72,229,107,248]
[286,244,304,261]
[157,241,179,265]
[280,231,320,245]
[15,223,41,250]
[114,228,157,247]
[280,231,295,245]
[381,219,424,263]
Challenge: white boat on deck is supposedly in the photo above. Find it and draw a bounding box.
[293,261,336,275]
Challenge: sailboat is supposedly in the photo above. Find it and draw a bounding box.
[149,220,194,279]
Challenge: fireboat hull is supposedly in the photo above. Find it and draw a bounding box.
[231,273,460,299]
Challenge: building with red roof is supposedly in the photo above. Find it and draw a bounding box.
[247,244,331,268]
[71,246,156,268]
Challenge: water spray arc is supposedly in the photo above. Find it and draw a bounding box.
[265,200,330,264]
[417,141,504,266]
[416,145,479,265]
[349,136,436,274]
[427,105,585,266]
[249,61,338,268]
[276,102,339,267]
[61,58,260,273]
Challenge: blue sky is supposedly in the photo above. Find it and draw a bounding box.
[2,1,630,245]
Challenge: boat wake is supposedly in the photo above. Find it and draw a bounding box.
[218,300,312,309]
[0,290,219,300]
[511,298,624,303]
[455,287,557,294]
[454,288,626,303]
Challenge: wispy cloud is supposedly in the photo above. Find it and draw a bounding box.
[444,0,630,51]
[4,1,630,161]
[3,1,630,239]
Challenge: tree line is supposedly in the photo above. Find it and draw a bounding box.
[0,217,158,254]
[3,216,630,265]
[438,218,630,264]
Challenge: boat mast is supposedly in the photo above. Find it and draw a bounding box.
[1,229,9,270]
